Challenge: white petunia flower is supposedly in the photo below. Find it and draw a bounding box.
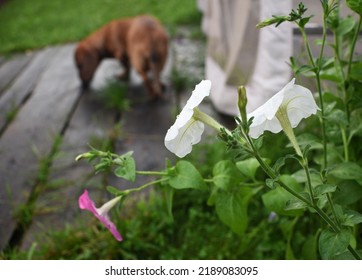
[247,78,319,140]
[164,80,212,158]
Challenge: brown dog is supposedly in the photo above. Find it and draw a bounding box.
[74,15,168,98]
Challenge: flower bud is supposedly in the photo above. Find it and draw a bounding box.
[238,85,248,125]
[256,16,289,28]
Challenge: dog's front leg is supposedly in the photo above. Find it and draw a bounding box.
[117,53,130,81]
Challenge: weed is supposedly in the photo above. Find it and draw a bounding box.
[96,80,130,113]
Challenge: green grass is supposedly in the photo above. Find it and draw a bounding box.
[0,0,201,54]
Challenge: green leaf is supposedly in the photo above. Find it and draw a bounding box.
[236,158,260,180]
[334,180,362,205]
[318,57,335,70]
[314,184,337,197]
[207,186,218,206]
[302,235,318,260]
[347,0,362,15]
[350,62,362,80]
[333,204,345,224]
[295,64,315,75]
[342,209,362,226]
[295,133,323,150]
[262,175,304,216]
[320,69,341,82]
[337,16,356,35]
[94,158,111,173]
[214,187,255,236]
[299,16,312,28]
[292,169,323,186]
[328,162,362,181]
[265,178,278,189]
[325,109,348,126]
[285,242,295,260]
[349,122,362,142]
[279,217,298,259]
[284,197,308,211]
[273,154,297,174]
[162,186,174,222]
[213,160,245,191]
[319,229,352,259]
[168,160,206,190]
[115,155,136,182]
[323,93,344,111]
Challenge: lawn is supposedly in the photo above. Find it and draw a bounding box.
[0,0,201,54]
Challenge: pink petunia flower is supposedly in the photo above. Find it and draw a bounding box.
[78,190,123,241]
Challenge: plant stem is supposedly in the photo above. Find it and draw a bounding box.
[347,15,362,81]
[124,178,168,195]
[313,205,339,232]
[327,193,340,228]
[333,27,350,160]
[301,158,315,206]
[299,25,328,171]
[332,27,348,97]
[340,126,349,162]
[204,178,214,183]
[136,170,168,176]
[348,245,362,260]
[345,15,362,123]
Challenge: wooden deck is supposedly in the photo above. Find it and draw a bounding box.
[0,42,187,250]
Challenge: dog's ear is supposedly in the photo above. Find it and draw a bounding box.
[74,44,100,87]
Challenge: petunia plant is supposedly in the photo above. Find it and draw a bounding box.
[76,1,362,259]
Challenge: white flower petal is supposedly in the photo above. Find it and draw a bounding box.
[164,80,211,157]
[247,84,286,138]
[185,80,211,109]
[247,78,319,139]
[165,118,204,158]
[284,85,319,127]
[173,108,194,128]
[248,92,283,126]
[248,115,282,139]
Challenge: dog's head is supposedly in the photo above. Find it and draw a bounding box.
[74,43,100,89]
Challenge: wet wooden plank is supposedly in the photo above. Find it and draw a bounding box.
[111,85,175,189]
[16,58,124,248]
[0,47,59,132]
[0,53,34,95]
[0,44,81,250]
[20,92,118,249]
[20,62,120,249]
[0,57,6,66]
